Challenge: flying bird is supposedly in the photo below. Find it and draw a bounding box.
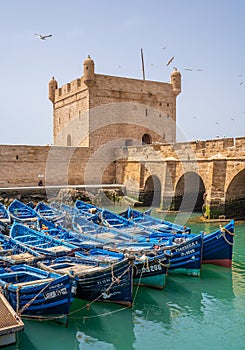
[166,56,174,66]
[185,68,203,72]
[35,33,52,40]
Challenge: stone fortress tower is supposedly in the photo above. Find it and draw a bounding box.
[48,56,181,149]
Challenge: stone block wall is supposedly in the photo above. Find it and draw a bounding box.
[0,145,116,188]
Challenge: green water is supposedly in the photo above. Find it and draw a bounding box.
[7,212,245,350]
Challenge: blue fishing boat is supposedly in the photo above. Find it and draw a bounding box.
[71,214,170,288]
[0,264,76,319]
[0,203,11,224]
[103,241,170,289]
[38,254,134,306]
[73,207,171,286]
[10,222,79,258]
[72,214,144,244]
[75,200,98,215]
[120,207,191,234]
[53,205,169,288]
[120,208,235,268]
[86,208,203,277]
[8,199,39,224]
[0,233,44,266]
[35,202,66,225]
[201,220,235,268]
[38,218,106,250]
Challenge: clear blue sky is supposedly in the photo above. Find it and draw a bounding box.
[1,0,245,145]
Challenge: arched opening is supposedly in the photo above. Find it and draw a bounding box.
[141,175,161,207]
[142,134,152,145]
[174,172,205,212]
[225,169,245,219]
[67,134,71,146]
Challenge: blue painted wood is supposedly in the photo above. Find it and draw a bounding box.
[0,264,75,317]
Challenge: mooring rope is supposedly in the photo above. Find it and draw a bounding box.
[219,225,235,236]
[219,225,235,246]
[17,279,54,316]
[81,259,146,323]
[67,261,133,319]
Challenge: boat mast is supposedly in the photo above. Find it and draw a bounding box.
[141,48,145,80]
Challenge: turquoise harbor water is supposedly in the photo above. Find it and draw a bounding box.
[6,212,245,350]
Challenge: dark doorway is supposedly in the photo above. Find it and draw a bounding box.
[141,175,161,207]
[225,169,245,219]
[174,172,205,212]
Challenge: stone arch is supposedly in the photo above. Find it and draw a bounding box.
[142,133,152,145]
[141,175,161,207]
[225,169,245,219]
[174,172,206,212]
[67,134,71,146]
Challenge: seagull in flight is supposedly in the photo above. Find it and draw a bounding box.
[35,33,52,40]
[166,56,174,66]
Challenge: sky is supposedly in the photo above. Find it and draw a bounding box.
[0,0,245,145]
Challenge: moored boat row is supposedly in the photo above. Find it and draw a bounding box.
[0,198,235,323]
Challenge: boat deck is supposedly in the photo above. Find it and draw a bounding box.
[0,292,24,346]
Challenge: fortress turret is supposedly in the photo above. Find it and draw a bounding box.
[48,76,58,103]
[171,68,181,95]
[83,55,95,86]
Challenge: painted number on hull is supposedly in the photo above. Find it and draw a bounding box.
[142,264,162,273]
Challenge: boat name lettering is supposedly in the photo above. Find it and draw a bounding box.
[180,249,195,256]
[44,288,68,300]
[174,241,198,252]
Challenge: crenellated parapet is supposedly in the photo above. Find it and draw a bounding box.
[48,55,181,147]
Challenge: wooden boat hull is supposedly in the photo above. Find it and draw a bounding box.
[8,199,39,224]
[75,258,133,306]
[39,256,134,307]
[120,208,235,269]
[10,222,78,258]
[0,265,75,317]
[132,253,169,289]
[120,207,191,233]
[167,233,203,277]
[0,234,44,266]
[201,220,234,267]
[87,208,203,277]
[35,202,66,225]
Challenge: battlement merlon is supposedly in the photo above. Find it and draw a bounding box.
[48,56,181,104]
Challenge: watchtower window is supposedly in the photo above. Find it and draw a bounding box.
[142,134,152,145]
[67,134,71,146]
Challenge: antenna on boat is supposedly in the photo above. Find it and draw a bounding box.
[141,48,145,80]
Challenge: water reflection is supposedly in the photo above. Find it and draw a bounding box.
[72,299,134,350]
[76,330,115,349]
